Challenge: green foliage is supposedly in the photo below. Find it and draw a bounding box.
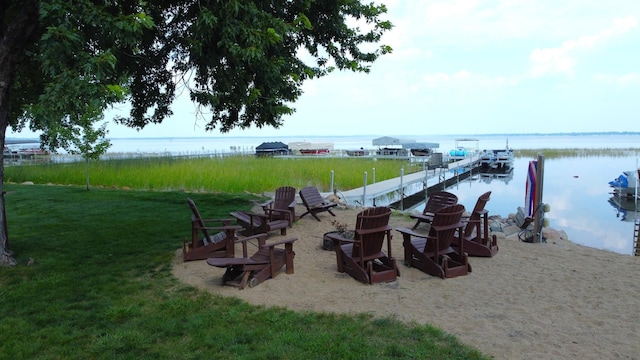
[6,0,393,146]
[0,185,488,359]
[5,156,418,193]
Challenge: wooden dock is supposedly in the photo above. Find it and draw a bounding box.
[332,154,481,209]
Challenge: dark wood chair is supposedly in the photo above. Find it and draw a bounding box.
[410,191,458,229]
[397,204,470,279]
[184,198,243,262]
[299,186,337,221]
[230,211,289,237]
[261,186,297,226]
[326,206,399,284]
[207,233,298,289]
[454,191,498,257]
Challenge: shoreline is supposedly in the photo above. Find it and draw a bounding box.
[173,204,640,360]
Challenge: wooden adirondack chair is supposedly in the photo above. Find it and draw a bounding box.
[230,211,289,237]
[397,204,470,279]
[326,206,399,284]
[299,186,337,221]
[207,233,298,289]
[184,198,243,262]
[261,186,297,226]
[454,191,498,257]
[410,191,458,229]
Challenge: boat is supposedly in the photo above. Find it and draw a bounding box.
[447,138,479,161]
[495,149,514,168]
[410,149,432,156]
[288,141,334,156]
[479,150,495,167]
[376,147,408,156]
[608,169,640,198]
[372,136,414,157]
[346,149,367,157]
[406,142,439,157]
[299,148,330,155]
[479,140,514,170]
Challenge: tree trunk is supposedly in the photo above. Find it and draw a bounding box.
[0,0,40,266]
[85,158,90,191]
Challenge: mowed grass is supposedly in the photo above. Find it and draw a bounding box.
[4,156,422,193]
[0,185,488,359]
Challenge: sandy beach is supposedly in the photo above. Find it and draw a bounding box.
[173,204,640,360]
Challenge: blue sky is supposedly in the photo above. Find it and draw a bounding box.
[10,0,640,139]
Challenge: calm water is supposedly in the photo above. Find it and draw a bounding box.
[438,157,638,255]
[106,133,640,154]
[105,133,640,255]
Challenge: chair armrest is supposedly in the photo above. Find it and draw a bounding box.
[395,227,428,239]
[235,233,268,256]
[198,225,243,232]
[259,199,273,209]
[325,232,356,244]
[431,221,464,233]
[262,237,298,248]
[246,211,268,219]
[234,233,268,244]
[264,208,291,217]
[355,225,392,236]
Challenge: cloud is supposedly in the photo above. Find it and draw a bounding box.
[420,70,518,89]
[593,72,640,86]
[528,16,638,78]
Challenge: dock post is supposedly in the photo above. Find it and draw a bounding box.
[533,154,545,243]
[400,167,404,211]
[330,170,335,193]
[363,172,368,206]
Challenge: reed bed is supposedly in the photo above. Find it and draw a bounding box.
[515,148,640,159]
[7,148,638,193]
[5,156,420,193]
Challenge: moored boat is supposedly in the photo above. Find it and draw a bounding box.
[376,147,408,156]
[609,169,640,198]
[410,149,432,156]
[346,149,367,157]
[299,148,330,155]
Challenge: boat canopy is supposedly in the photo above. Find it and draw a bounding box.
[287,141,334,150]
[402,142,439,149]
[372,136,416,146]
[256,141,288,151]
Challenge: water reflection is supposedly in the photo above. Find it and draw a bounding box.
[415,156,639,255]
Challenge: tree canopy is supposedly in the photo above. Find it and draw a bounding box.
[0,0,392,265]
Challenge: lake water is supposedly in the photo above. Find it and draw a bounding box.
[106,134,640,255]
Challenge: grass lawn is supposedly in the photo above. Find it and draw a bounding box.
[0,184,488,359]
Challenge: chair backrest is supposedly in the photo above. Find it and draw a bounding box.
[463,191,491,237]
[515,206,533,230]
[423,191,458,215]
[425,204,465,253]
[188,198,211,240]
[299,186,324,207]
[352,207,392,261]
[273,186,296,209]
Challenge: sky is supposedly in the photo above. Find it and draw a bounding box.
[9,0,640,139]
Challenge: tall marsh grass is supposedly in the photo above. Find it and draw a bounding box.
[515,148,640,159]
[5,156,421,193]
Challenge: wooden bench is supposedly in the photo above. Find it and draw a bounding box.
[230,211,289,236]
[298,186,337,221]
